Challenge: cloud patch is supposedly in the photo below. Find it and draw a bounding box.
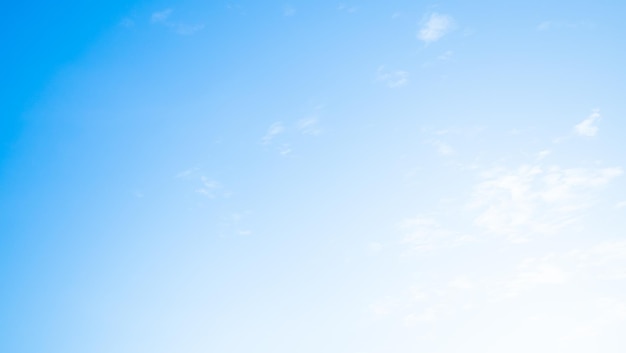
[151,9,172,23]
[470,165,622,241]
[151,9,204,35]
[262,122,286,144]
[377,66,409,88]
[418,13,455,43]
[574,110,601,137]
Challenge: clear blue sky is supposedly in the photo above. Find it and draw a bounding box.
[2,1,626,352]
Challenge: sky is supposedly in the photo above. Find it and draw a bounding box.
[2,1,626,352]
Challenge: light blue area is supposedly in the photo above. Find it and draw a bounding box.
[2,1,626,352]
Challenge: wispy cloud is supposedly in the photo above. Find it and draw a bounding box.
[399,216,467,252]
[337,3,358,13]
[470,164,622,241]
[417,13,455,43]
[196,177,223,198]
[400,217,445,252]
[377,66,409,88]
[537,20,594,31]
[120,18,135,28]
[219,212,253,237]
[297,117,321,135]
[438,50,454,61]
[173,23,205,35]
[176,167,229,199]
[283,5,296,16]
[261,113,323,155]
[151,9,204,35]
[262,122,286,144]
[175,167,199,178]
[504,257,569,297]
[151,9,172,23]
[574,110,601,137]
[429,139,455,156]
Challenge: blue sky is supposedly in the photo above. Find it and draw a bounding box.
[2,1,626,352]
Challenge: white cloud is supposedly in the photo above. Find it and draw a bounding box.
[418,13,455,43]
[151,9,172,23]
[196,176,225,198]
[278,144,292,156]
[470,164,622,240]
[262,122,285,144]
[574,110,601,137]
[377,67,409,88]
[297,117,322,135]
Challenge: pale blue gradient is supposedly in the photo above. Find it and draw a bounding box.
[2,1,626,352]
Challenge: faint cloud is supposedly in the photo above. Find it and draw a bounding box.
[438,50,453,61]
[574,110,601,137]
[278,144,292,156]
[596,297,626,320]
[120,18,135,28]
[219,212,253,237]
[176,168,230,199]
[262,122,286,144]
[470,164,622,241]
[151,9,172,23]
[400,216,451,252]
[616,201,626,209]
[418,13,455,43]
[448,276,474,290]
[151,8,204,35]
[377,66,409,88]
[226,3,246,15]
[404,304,454,325]
[173,23,205,35]
[283,5,296,16]
[537,20,594,31]
[337,3,358,13]
[504,257,569,297]
[537,149,551,160]
[536,21,553,31]
[429,139,455,156]
[262,113,323,155]
[367,241,384,254]
[196,177,223,198]
[297,117,322,135]
[175,167,199,178]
